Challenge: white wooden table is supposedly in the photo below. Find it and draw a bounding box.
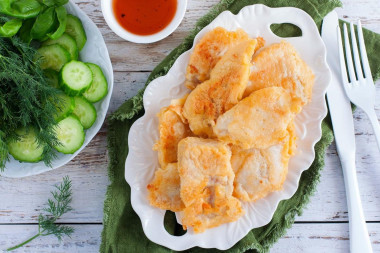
[1,0,380,252]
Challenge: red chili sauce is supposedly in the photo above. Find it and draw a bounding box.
[113,0,177,36]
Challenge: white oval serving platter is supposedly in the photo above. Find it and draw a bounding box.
[125,4,331,251]
[1,0,114,178]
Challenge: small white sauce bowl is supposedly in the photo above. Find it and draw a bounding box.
[101,0,187,43]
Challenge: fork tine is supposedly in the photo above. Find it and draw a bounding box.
[337,26,349,85]
[357,20,373,79]
[350,22,364,80]
[343,23,357,83]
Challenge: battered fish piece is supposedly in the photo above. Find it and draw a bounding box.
[183,39,258,138]
[182,189,243,233]
[147,163,184,212]
[185,27,250,90]
[214,87,294,149]
[244,41,315,113]
[153,96,192,168]
[178,137,244,233]
[231,125,296,202]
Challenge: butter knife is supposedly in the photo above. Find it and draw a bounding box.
[322,10,372,253]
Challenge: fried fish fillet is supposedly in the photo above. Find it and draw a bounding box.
[147,163,185,212]
[244,41,314,113]
[181,188,244,233]
[231,124,296,202]
[214,87,294,149]
[153,96,192,169]
[177,137,244,233]
[184,27,251,90]
[183,39,258,138]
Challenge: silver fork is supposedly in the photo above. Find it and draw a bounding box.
[337,21,380,151]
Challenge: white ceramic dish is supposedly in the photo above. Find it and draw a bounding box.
[125,4,331,251]
[0,1,114,178]
[101,0,187,44]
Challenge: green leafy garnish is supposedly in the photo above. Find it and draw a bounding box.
[0,0,42,19]
[6,176,74,251]
[0,0,68,41]
[0,17,22,37]
[17,17,34,43]
[0,36,61,170]
[46,6,67,40]
[30,6,56,40]
[42,0,69,7]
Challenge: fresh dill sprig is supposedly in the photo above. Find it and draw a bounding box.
[0,36,61,170]
[6,176,74,251]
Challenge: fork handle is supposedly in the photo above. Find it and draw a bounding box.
[367,109,380,152]
[340,157,373,253]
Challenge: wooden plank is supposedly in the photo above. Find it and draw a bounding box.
[0,161,108,223]
[0,223,379,252]
[0,134,379,223]
[337,0,380,33]
[108,72,149,112]
[0,225,102,253]
[298,80,380,222]
[1,1,380,252]
[68,0,380,72]
[73,0,218,42]
[0,72,147,224]
[273,223,380,252]
[73,0,219,72]
[1,78,380,223]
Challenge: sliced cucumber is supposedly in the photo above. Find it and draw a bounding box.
[73,96,97,129]
[36,44,70,72]
[65,14,87,51]
[44,70,59,88]
[54,115,85,154]
[52,93,75,122]
[59,61,93,96]
[82,63,108,103]
[43,33,79,60]
[8,127,44,162]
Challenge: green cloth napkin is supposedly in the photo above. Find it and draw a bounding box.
[100,0,380,252]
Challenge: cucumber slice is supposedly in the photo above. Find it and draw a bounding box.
[53,93,75,122]
[54,115,85,154]
[59,61,93,96]
[73,96,97,129]
[65,14,87,51]
[43,33,79,60]
[82,63,108,103]
[36,44,71,72]
[8,127,44,162]
[44,70,59,88]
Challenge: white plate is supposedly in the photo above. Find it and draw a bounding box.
[1,1,114,178]
[125,4,331,251]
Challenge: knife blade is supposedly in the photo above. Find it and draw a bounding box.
[323,12,355,156]
[322,11,373,253]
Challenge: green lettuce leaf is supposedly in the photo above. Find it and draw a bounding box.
[0,18,22,37]
[0,0,41,19]
[47,6,67,40]
[31,6,55,41]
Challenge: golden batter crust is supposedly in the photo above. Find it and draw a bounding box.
[183,39,258,138]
